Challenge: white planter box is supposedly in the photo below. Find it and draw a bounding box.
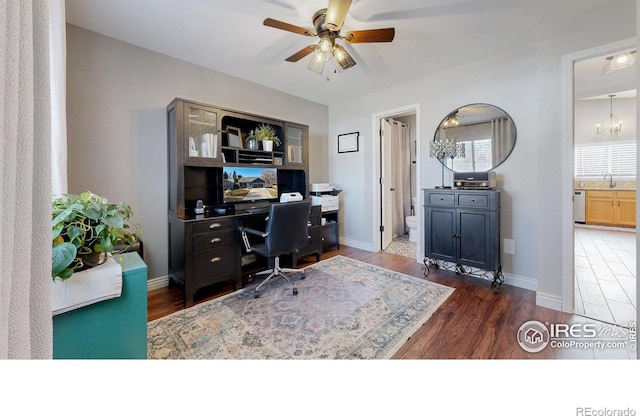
[51,257,123,315]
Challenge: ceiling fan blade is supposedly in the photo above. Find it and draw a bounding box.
[343,28,395,43]
[326,0,352,31]
[285,45,316,62]
[263,18,315,36]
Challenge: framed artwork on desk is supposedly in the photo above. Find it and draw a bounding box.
[227,126,242,148]
[338,132,359,153]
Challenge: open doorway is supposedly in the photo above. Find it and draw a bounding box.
[373,105,420,260]
[571,46,637,327]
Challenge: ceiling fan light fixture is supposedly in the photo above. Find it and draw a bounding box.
[442,112,460,128]
[263,1,394,76]
[308,54,325,75]
[315,36,334,62]
[325,0,352,31]
[333,44,356,71]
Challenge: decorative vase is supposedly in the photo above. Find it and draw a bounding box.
[262,140,273,152]
[245,138,258,150]
[245,130,258,150]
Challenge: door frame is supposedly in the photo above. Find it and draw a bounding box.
[561,37,636,313]
[371,103,421,260]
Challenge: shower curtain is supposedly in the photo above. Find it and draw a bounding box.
[389,120,411,237]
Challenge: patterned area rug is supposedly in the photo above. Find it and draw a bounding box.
[147,255,453,359]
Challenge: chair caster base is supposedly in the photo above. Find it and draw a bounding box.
[293,288,298,295]
[254,291,260,298]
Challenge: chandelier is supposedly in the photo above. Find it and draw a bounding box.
[596,94,622,136]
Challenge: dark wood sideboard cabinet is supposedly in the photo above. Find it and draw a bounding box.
[167,98,313,307]
[423,188,503,288]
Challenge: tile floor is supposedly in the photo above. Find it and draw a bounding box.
[384,233,418,259]
[574,226,637,327]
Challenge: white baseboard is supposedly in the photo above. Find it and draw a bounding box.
[339,237,376,252]
[503,272,537,291]
[536,291,563,311]
[147,275,170,292]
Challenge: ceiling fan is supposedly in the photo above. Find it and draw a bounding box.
[263,0,395,75]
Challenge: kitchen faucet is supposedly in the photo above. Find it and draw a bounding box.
[603,172,616,188]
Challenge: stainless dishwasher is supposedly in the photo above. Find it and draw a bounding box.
[573,190,586,224]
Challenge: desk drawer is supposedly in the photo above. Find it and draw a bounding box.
[458,193,489,208]
[191,217,235,234]
[193,228,236,251]
[428,193,455,206]
[193,246,236,284]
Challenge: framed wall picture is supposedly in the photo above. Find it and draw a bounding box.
[227,126,242,148]
[338,132,359,153]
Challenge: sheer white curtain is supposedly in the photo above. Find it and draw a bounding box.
[390,120,410,236]
[491,117,512,166]
[0,0,63,359]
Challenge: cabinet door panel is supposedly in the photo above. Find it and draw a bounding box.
[458,211,489,268]
[616,199,636,226]
[426,208,456,262]
[586,197,615,225]
[284,123,307,166]
[185,104,219,161]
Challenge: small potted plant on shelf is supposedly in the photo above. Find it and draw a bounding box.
[254,123,281,152]
[52,191,141,280]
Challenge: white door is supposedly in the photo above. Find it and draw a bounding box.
[381,118,393,249]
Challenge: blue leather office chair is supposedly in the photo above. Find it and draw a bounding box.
[241,200,311,298]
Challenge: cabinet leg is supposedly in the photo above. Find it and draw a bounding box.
[491,266,504,291]
[422,257,439,276]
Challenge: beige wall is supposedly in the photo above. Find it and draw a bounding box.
[66,24,329,280]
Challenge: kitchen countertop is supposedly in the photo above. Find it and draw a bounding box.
[575,187,636,191]
[574,180,636,191]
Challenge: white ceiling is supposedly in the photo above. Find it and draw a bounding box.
[65,0,622,106]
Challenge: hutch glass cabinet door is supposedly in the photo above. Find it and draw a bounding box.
[186,104,219,161]
[285,123,306,166]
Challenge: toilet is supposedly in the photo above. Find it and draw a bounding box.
[406,197,418,243]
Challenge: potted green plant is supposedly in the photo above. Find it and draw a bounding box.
[254,123,281,152]
[52,191,141,280]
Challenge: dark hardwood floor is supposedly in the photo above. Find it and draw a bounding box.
[148,246,635,359]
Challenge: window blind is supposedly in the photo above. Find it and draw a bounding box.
[575,141,636,179]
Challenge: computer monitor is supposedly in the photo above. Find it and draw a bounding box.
[222,167,278,204]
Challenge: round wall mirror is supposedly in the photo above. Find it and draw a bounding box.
[433,103,517,172]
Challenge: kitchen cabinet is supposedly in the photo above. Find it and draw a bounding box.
[423,188,502,287]
[586,190,636,228]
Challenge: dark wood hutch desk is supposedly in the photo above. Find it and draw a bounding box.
[167,98,338,307]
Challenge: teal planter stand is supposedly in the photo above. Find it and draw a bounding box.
[53,252,148,359]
